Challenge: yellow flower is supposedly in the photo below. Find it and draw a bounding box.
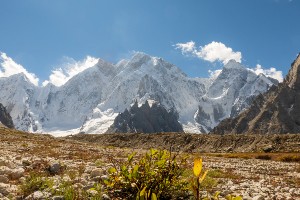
[193,158,202,177]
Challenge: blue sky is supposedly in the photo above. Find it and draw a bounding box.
[0,0,300,86]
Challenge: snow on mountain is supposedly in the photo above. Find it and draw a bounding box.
[0,52,276,135]
[195,60,277,132]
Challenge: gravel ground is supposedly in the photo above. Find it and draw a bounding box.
[0,127,299,199]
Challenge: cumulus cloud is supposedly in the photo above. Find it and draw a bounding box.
[208,69,222,79]
[248,64,283,82]
[175,41,242,64]
[0,52,39,86]
[42,56,99,87]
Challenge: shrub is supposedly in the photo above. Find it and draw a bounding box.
[19,172,54,196]
[104,149,189,199]
[255,154,272,160]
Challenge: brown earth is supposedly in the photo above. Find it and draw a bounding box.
[65,132,300,153]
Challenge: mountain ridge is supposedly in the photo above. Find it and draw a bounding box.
[211,53,300,134]
[0,52,277,135]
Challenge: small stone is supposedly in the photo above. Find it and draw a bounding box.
[228,180,234,185]
[19,177,26,183]
[52,196,64,200]
[91,176,102,182]
[22,159,31,167]
[26,191,51,200]
[10,168,25,180]
[49,163,62,175]
[252,195,264,200]
[0,166,10,176]
[83,182,94,190]
[102,193,111,200]
[0,175,9,183]
[87,188,98,196]
[230,186,237,191]
[0,183,9,195]
[90,168,102,178]
[101,175,108,181]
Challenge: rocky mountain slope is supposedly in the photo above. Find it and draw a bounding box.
[0,103,14,128]
[0,52,276,135]
[211,54,300,134]
[106,101,183,133]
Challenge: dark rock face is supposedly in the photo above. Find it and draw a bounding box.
[0,103,14,128]
[211,54,300,134]
[106,101,183,133]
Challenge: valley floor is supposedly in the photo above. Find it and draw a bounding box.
[0,127,299,199]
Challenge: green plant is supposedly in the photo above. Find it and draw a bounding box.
[19,172,54,196]
[105,149,189,199]
[225,194,243,200]
[191,158,209,200]
[57,182,79,200]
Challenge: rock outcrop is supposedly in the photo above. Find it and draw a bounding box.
[0,103,14,129]
[106,101,183,133]
[211,54,300,134]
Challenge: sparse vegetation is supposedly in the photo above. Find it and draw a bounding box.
[19,172,54,196]
[1,128,299,199]
[104,149,190,199]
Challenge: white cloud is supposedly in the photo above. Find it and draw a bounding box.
[248,64,283,82]
[0,52,39,86]
[42,56,99,87]
[208,69,222,79]
[175,41,242,64]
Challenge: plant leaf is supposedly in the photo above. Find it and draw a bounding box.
[200,170,208,183]
[151,193,157,200]
[193,158,202,177]
[233,197,243,200]
[108,167,117,174]
[140,186,147,197]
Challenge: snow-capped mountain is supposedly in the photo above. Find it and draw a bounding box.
[0,52,277,136]
[211,53,300,134]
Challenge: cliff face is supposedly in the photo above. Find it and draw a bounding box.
[211,54,300,134]
[0,103,14,129]
[106,101,183,133]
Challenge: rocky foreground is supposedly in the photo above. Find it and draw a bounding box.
[0,127,299,199]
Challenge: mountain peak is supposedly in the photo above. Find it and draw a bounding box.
[130,52,153,63]
[285,53,300,89]
[223,59,244,70]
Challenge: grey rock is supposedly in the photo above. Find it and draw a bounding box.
[90,168,102,178]
[22,159,31,167]
[52,196,64,200]
[0,167,10,176]
[0,103,14,129]
[102,194,111,200]
[252,195,264,200]
[25,191,51,200]
[0,183,9,196]
[10,168,24,180]
[0,175,9,183]
[49,163,62,175]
